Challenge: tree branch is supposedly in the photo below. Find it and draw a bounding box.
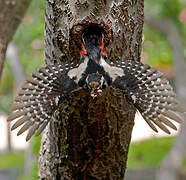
[0,0,32,80]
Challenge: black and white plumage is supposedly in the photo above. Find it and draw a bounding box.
[8,33,185,141]
[8,63,79,141]
[112,60,185,133]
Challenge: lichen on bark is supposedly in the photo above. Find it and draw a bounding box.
[39,0,144,179]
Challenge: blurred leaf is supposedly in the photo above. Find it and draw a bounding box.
[127,137,175,169]
[0,152,24,169]
[143,25,172,66]
[30,162,38,180]
[32,136,41,155]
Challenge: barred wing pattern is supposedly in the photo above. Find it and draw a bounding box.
[7,63,79,141]
[112,60,185,134]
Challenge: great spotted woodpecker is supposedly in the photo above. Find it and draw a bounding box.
[8,32,185,141]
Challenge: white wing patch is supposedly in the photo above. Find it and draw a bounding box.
[100,57,124,81]
[68,57,89,83]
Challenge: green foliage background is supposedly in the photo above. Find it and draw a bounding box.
[0,0,186,179]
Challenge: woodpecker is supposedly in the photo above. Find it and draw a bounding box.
[8,32,185,141]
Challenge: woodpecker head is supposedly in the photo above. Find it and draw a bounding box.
[85,71,106,98]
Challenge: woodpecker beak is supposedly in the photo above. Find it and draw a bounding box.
[88,81,103,98]
[85,71,105,98]
[90,87,102,98]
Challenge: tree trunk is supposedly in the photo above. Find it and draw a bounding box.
[145,12,186,180]
[39,0,144,179]
[0,0,32,79]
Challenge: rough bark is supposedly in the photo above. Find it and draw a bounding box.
[145,12,186,180]
[0,0,32,80]
[39,0,144,179]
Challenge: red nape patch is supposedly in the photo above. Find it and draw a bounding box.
[99,41,107,56]
[80,44,87,55]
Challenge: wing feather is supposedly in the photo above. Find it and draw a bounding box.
[112,60,185,133]
[8,63,79,141]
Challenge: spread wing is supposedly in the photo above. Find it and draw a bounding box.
[112,60,185,134]
[7,63,79,141]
